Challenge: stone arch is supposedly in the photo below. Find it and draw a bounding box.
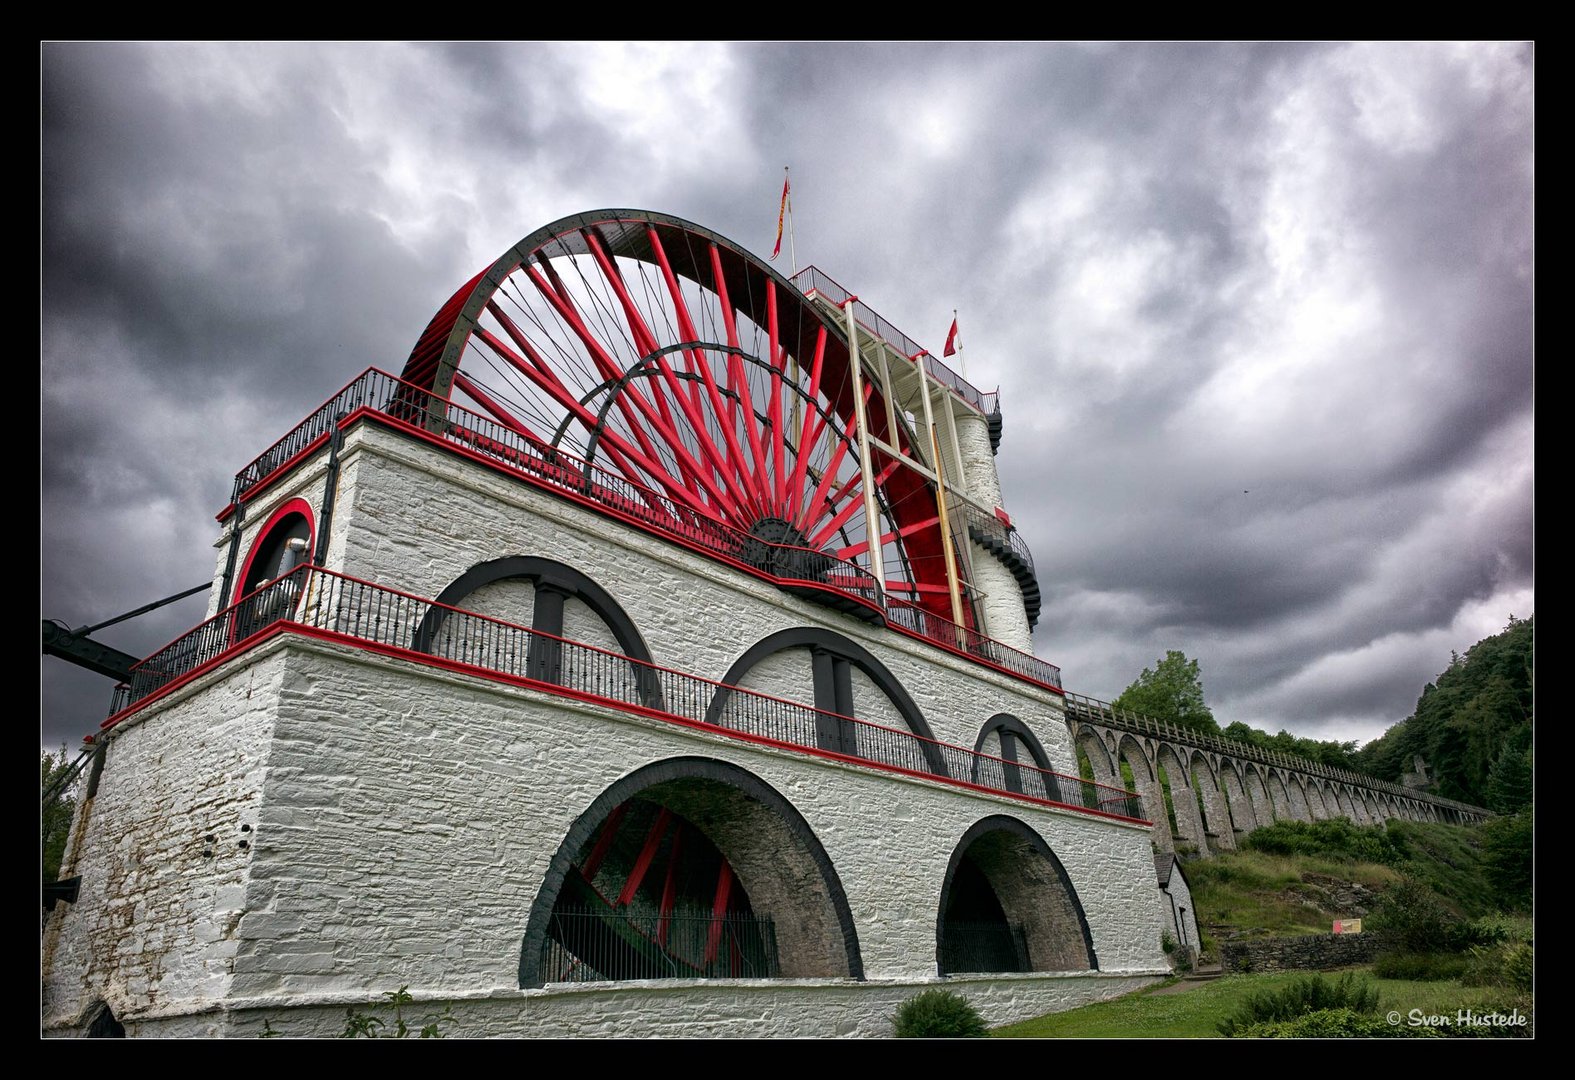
[519,756,862,987]
[1074,726,1119,788]
[1360,790,1381,823]
[1266,771,1296,821]
[84,1000,125,1038]
[1157,742,1208,854]
[1307,779,1334,820]
[1190,750,1234,851]
[1243,763,1276,826]
[935,815,1097,974]
[1347,786,1373,824]
[414,555,663,708]
[706,627,946,775]
[1218,759,1257,835]
[1331,784,1356,821]
[972,714,1062,802]
[1116,735,1172,850]
[1282,773,1312,822]
[234,496,315,606]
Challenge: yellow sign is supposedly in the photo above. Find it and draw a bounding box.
[1333,918,1363,935]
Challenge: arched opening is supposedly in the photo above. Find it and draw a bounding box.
[707,627,946,775]
[936,816,1097,975]
[414,556,662,709]
[1267,771,1295,821]
[1218,761,1255,834]
[232,497,314,638]
[1244,765,1276,825]
[1117,736,1171,847]
[972,714,1061,801]
[84,1000,124,1039]
[520,757,861,987]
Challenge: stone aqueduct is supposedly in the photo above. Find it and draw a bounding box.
[1063,692,1490,855]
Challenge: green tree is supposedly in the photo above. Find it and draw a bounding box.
[42,746,79,883]
[1355,616,1532,805]
[1480,809,1533,911]
[1114,650,1219,734]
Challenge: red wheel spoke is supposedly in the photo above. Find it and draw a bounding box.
[656,824,684,947]
[616,807,673,907]
[766,280,787,516]
[471,329,717,520]
[451,371,537,440]
[797,430,855,535]
[708,244,773,512]
[784,325,828,524]
[591,228,757,520]
[705,861,734,965]
[647,228,764,519]
[523,264,739,518]
[579,803,628,881]
[398,211,969,624]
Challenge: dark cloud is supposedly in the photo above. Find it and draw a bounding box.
[41,42,1532,753]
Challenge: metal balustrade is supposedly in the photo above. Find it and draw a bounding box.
[223,367,1062,692]
[105,566,1141,823]
[791,265,998,416]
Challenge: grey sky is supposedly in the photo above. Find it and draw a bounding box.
[41,42,1533,752]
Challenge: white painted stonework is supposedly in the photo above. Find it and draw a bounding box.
[44,420,1165,1038]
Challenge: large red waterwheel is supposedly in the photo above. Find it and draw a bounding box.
[400,209,967,623]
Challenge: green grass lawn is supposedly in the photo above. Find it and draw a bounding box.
[992,970,1530,1038]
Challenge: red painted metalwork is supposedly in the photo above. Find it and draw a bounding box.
[231,497,315,608]
[579,803,628,882]
[705,861,734,964]
[616,808,673,907]
[656,825,684,947]
[396,210,969,627]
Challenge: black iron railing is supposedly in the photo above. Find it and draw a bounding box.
[541,907,779,982]
[939,920,1030,975]
[223,367,1062,692]
[956,500,1036,579]
[1061,691,1490,818]
[106,566,1141,822]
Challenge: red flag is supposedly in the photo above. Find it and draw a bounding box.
[771,175,791,261]
[943,317,960,357]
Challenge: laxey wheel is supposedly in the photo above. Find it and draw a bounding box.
[401,209,970,629]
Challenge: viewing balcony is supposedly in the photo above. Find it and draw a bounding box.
[103,565,1143,824]
[218,367,1062,692]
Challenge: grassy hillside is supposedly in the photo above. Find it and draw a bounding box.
[1185,818,1499,954]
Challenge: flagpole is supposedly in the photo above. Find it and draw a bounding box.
[785,166,800,446]
[786,166,797,276]
[952,308,966,380]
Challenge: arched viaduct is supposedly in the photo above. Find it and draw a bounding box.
[1062,693,1491,855]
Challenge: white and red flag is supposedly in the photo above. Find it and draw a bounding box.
[943,316,961,357]
[771,173,791,261]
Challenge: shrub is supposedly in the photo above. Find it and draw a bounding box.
[1161,929,1177,955]
[1234,1007,1440,1039]
[1217,973,1380,1036]
[1501,942,1533,992]
[892,989,989,1038]
[1368,878,1456,953]
[1374,951,1470,981]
